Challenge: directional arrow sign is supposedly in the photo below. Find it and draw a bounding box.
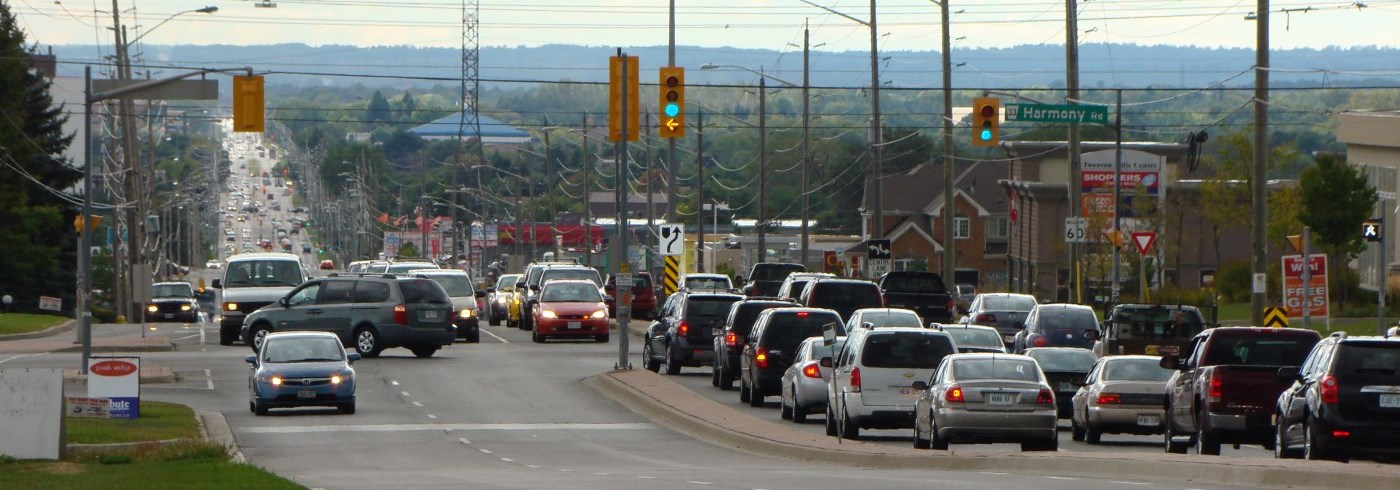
[866,239,891,259]
[1131,231,1158,256]
[665,118,680,131]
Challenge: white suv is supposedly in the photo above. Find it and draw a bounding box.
[214,252,307,346]
[826,325,958,440]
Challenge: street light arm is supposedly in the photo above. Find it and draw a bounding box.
[982,90,1052,105]
[127,6,218,46]
[89,66,252,103]
[794,0,869,26]
[699,63,800,88]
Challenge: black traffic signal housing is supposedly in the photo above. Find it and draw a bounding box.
[659,67,685,138]
[1363,219,1383,242]
[971,97,1000,147]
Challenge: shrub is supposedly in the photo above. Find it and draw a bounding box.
[1215,260,1253,303]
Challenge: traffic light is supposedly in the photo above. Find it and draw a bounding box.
[1363,219,1383,242]
[233,75,265,133]
[971,97,1000,147]
[658,67,685,138]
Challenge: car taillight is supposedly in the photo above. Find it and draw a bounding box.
[1037,388,1055,405]
[1332,429,1351,438]
[678,321,689,336]
[802,363,821,379]
[946,298,955,312]
[796,311,809,317]
[1207,371,1223,403]
[1032,334,1047,347]
[725,332,739,347]
[850,367,862,393]
[393,304,407,324]
[755,347,769,369]
[974,313,996,323]
[1319,375,1338,404]
[944,384,963,402]
[1096,393,1121,405]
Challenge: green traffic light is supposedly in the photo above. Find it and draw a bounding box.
[979,128,992,141]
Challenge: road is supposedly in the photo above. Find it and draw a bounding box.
[2,321,1267,490]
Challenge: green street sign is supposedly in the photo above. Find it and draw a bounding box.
[1005,103,1109,125]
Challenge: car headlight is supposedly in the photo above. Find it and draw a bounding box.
[590,310,607,319]
[224,302,238,311]
[147,305,158,313]
[330,375,342,385]
[459,309,475,319]
[541,310,558,319]
[181,304,192,311]
[269,376,282,386]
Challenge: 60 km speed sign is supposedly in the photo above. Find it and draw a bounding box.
[1064,217,1088,243]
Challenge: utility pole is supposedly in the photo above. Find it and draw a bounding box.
[667,0,678,226]
[1066,0,1083,303]
[615,51,633,370]
[528,148,537,262]
[583,113,593,267]
[757,76,768,262]
[869,0,884,241]
[939,0,957,285]
[1111,90,1123,302]
[800,23,812,267]
[1251,0,1271,326]
[544,131,557,258]
[696,110,706,273]
[645,112,655,280]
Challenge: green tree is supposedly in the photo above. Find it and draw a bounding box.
[1299,153,1377,307]
[366,90,392,124]
[399,91,416,120]
[0,0,79,313]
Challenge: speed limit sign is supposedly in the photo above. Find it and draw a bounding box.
[1064,217,1088,243]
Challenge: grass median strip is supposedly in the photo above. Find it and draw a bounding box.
[66,401,200,445]
[0,313,68,336]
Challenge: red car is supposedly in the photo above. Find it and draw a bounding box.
[531,280,609,343]
[319,259,334,270]
[604,272,657,320]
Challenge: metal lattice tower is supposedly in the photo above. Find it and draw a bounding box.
[455,0,487,268]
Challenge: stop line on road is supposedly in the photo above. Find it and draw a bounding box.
[238,422,654,434]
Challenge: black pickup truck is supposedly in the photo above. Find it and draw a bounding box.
[876,271,955,324]
[741,262,806,297]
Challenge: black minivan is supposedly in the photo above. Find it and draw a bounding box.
[713,298,797,390]
[740,307,845,407]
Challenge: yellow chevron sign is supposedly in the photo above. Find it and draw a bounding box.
[1263,306,1288,329]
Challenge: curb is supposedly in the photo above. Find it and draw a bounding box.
[50,341,175,353]
[0,319,76,341]
[585,370,1400,490]
[198,410,247,464]
[62,367,178,384]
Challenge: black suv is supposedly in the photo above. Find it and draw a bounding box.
[240,273,456,358]
[742,262,806,297]
[712,298,797,390]
[740,307,845,407]
[642,291,745,375]
[1274,330,1400,462]
[797,279,884,323]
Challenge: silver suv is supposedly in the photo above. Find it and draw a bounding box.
[827,325,958,440]
[241,273,456,358]
[215,253,307,346]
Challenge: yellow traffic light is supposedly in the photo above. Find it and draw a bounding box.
[659,67,685,138]
[74,214,104,235]
[608,56,640,142]
[233,75,265,133]
[971,97,1000,147]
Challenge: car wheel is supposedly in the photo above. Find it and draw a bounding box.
[506,318,517,329]
[1071,416,1086,442]
[664,343,682,375]
[739,377,752,403]
[748,377,765,408]
[792,394,808,424]
[248,323,272,353]
[248,399,255,414]
[1304,416,1348,462]
[780,393,793,420]
[1275,416,1301,459]
[642,343,661,372]
[711,365,721,388]
[913,423,931,449]
[532,329,544,343]
[410,346,438,358]
[488,310,501,326]
[1085,424,1102,445]
[931,422,949,450]
[220,327,237,346]
[1195,413,1221,456]
[595,334,609,343]
[520,310,533,331]
[253,398,268,416]
[718,364,735,391]
[338,401,356,414]
[353,326,383,358]
[825,406,838,436]
[1164,423,1189,454]
[465,331,480,343]
[839,406,859,440]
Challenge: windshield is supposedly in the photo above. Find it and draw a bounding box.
[954,358,1041,381]
[752,264,804,282]
[1103,358,1175,382]
[812,284,882,309]
[389,263,437,274]
[496,275,521,290]
[399,279,451,305]
[947,328,1005,350]
[861,333,955,369]
[763,313,845,352]
[686,276,731,290]
[262,337,344,363]
[985,295,1037,311]
[1202,333,1318,366]
[152,284,193,298]
[544,269,602,287]
[427,276,473,297]
[880,274,946,293]
[1027,349,1098,372]
[855,310,923,328]
[541,282,603,303]
[224,260,304,287]
[687,297,743,318]
[1108,308,1206,340]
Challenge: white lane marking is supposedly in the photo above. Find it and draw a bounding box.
[1045,476,1077,480]
[558,469,572,472]
[173,333,201,341]
[412,402,424,407]
[205,369,214,390]
[401,391,411,397]
[239,423,654,434]
[478,448,493,454]
[1110,482,1149,486]
[979,472,1008,476]
[636,476,656,479]
[0,352,50,364]
[500,457,514,462]
[687,482,713,485]
[526,465,540,469]
[593,473,610,476]
[458,437,471,444]
[390,380,400,386]
[427,414,437,419]
[483,329,510,344]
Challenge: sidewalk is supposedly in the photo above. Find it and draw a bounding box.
[0,334,173,354]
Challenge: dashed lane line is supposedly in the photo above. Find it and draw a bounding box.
[483,329,510,344]
[239,423,654,434]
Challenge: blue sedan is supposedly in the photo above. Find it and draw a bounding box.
[247,331,359,415]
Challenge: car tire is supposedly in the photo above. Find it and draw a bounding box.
[248,323,272,353]
[839,406,860,440]
[488,310,501,326]
[825,406,838,436]
[1304,416,1348,462]
[506,318,517,329]
[220,327,237,346]
[913,424,931,449]
[792,395,808,424]
[410,346,438,358]
[253,399,268,416]
[780,395,793,420]
[1071,417,1086,442]
[595,334,609,343]
[1195,411,1222,456]
[711,365,721,388]
[664,343,682,375]
[931,423,949,450]
[739,378,752,403]
[353,325,383,358]
[1275,416,1302,459]
[464,331,480,343]
[642,343,660,372]
[520,309,534,331]
[1085,424,1102,445]
[338,401,356,414]
[532,329,544,343]
[1164,423,1189,454]
[718,364,735,391]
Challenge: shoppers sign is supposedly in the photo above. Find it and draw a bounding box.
[87,357,140,419]
[1080,149,1164,218]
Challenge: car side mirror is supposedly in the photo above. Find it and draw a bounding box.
[912,381,929,391]
[1159,356,1182,371]
[1277,366,1300,383]
[1074,376,1090,387]
[861,321,875,330]
[244,355,257,365]
[347,352,361,363]
[1083,329,1099,341]
[279,297,290,307]
[820,356,833,368]
[212,279,222,289]
[530,285,541,292]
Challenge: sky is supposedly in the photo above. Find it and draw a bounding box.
[16,0,1400,54]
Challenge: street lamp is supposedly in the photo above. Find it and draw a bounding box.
[128,6,218,46]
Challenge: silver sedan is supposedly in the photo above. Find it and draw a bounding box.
[780,336,846,424]
[1069,355,1173,444]
[912,353,1059,451]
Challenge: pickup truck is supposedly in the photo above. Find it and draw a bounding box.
[1160,327,1321,454]
[875,271,955,324]
[1089,303,1208,358]
[741,262,806,297]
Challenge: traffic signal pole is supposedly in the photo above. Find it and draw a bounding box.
[616,50,632,370]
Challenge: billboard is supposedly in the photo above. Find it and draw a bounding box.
[1080,149,1164,218]
[1282,254,1328,318]
[88,357,140,419]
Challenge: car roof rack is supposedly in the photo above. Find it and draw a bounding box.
[327,273,396,279]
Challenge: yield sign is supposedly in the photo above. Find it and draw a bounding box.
[1131,231,1158,256]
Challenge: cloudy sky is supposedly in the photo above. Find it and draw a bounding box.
[17,0,1399,53]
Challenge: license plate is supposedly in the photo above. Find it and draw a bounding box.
[1002,335,1016,343]
[899,387,920,396]
[1059,382,1077,392]
[297,389,316,399]
[1137,415,1160,426]
[1381,394,1400,408]
[567,321,581,330]
[423,310,439,319]
[163,314,173,319]
[988,393,1013,405]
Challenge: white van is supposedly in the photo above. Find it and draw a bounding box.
[213,252,307,346]
[826,325,958,440]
